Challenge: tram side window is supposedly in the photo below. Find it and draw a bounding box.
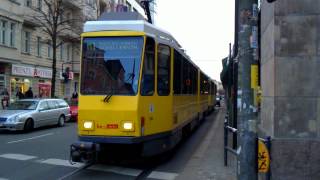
[200,73,205,94]
[191,65,198,94]
[200,73,209,94]
[174,50,182,95]
[157,44,171,96]
[141,37,155,96]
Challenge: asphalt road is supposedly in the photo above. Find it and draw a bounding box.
[0,108,222,180]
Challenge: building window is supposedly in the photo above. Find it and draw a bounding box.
[0,20,8,45]
[37,0,42,10]
[37,37,41,56]
[25,0,32,7]
[60,44,64,61]
[10,23,15,47]
[0,75,6,95]
[47,40,52,58]
[66,12,72,21]
[22,30,31,53]
[67,44,72,61]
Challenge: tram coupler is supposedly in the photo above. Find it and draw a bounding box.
[70,141,99,164]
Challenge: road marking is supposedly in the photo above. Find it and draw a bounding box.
[7,133,54,144]
[39,158,84,168]
[0,178,9,180]
[88,164,143,177]
[0,153,37,161]
[147,171,179,180]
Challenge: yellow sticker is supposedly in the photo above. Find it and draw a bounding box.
[258,140,270,173]
[251,65,258,89]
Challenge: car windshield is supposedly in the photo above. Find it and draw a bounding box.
[8,101,38,110]
[80,36,144,96]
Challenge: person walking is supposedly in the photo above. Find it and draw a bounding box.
[16,88,24,99]
[25,87,33,98]
[1,88,9,109]
[72,91,78,99]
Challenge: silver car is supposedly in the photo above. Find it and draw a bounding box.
[0,99,71,131]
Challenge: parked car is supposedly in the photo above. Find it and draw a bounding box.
[215,96,221,107]
[0,99,71,132]
[69,98,78,121]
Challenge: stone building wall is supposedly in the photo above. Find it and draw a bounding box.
[260,1,320,179]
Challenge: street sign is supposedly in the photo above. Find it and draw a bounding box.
[258,140,270,173]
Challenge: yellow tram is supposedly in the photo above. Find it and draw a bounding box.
[71,13,217,162]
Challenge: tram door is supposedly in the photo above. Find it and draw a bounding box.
[139,37,172,136]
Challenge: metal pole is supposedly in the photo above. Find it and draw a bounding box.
[224,116,228,166]
[232,0,239,150]
[266,136,271,180]
[237,0,258,179]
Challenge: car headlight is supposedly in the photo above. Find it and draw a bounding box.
[7,115,20,123]
[83,121,93,129]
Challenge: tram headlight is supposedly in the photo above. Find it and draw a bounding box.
[122,121,134,131]
[83,121,93,129]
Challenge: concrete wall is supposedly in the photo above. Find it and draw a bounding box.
[260,0,320,179]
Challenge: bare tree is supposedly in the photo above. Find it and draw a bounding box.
[28,0,81,98]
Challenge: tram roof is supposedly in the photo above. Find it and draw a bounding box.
[84,13,185,50]
[84,20,181,47]
[83,12,203,74]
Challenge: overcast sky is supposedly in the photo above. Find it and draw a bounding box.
[155,0,235,82]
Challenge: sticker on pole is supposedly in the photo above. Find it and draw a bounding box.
[251,65,258,89]
[258,140,270,173]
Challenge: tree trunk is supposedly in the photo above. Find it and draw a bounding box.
[51,36,57,98]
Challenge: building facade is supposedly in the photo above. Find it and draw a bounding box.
[260,1,320,179]
[0,0,145,108]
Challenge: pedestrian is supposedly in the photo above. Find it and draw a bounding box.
[72,91,78,99]
[16,88,24,99]
[25,87,33,98]
[1,88,9,109]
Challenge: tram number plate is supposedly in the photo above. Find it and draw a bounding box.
[97,123,118,129]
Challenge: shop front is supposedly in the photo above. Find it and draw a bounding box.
[11,64,52,101]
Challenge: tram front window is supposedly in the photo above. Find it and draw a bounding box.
[81,36,144,95]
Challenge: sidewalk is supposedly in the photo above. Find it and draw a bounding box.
[176,107,237,180]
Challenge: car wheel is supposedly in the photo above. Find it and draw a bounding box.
[58,115,65,127]
[24,119,34,132]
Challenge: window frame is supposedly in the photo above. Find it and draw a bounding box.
[25,0,32,7]
[22,30,31,53]
[140,37,155,96]
[37,36,41,57]
[37,0,42,10]
[47,40,52,58]
[157,44,171,96]
[1,20,8,45]
[10,23,15,47]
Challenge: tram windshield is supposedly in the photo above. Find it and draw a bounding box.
[80,36,144,95]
